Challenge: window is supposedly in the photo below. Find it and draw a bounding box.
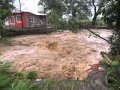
[16,15,22,22]
[10,16,15,23]
[29,18,34,22]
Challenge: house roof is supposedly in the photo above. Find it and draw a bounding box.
[12,10,46,16]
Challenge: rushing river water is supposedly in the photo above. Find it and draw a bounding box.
[0,29,112,80]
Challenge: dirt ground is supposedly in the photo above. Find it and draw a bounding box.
[0,29,112,80]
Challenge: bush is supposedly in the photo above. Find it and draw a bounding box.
[101,54,120,90]
[12,80,30,90]
[106,66,120,90]
[0,28,14,37]
[0,74,12,89]
[0,62,39,90]
[68,19,80,33]
[0,62,14,90]
[109,33,120,57]
[24,71,38,80]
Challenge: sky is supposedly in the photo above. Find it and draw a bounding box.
[14,0,44,15]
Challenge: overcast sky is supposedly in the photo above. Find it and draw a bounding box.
[14,0,42,14]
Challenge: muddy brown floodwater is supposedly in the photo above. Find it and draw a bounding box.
[0,29,112,80]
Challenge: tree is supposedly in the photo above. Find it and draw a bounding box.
[101,1,120,89]
[63,0,92,20]
[103,0,120,29]
[0,0,14,37]
[39,0,92,30]
[91,0,106,25]
[39,0,65,30]
[102,0,120,57]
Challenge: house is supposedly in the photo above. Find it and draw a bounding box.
[8,11,47,28]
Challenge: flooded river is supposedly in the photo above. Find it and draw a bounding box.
[0,29,112,80]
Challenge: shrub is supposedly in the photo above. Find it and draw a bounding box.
[0,62,40,90]
[0,62,14,90]
[0,74,12,89]
[101,54,120,90]
[68,19,79,33]
[24,71,38,80]
[12,80,30,90]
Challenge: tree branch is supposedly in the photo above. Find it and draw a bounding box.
[86,28,110,43]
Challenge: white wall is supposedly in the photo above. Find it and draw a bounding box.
[5,20,9,26]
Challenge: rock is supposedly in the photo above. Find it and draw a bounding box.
[36,79,42,82]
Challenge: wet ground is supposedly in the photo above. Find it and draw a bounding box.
[0,29,112,80]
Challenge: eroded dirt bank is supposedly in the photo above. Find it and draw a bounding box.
[0,29,112,80]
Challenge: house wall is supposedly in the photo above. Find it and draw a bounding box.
[8,12,46,28]
[26,13,46,27]
[5,19,9,26]
[9,13,27,28]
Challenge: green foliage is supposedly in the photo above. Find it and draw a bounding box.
[1,29,13,37]
[39,0,92,30]
[12,80,30,90]
[37,78,98,90]
[102,0,120,56]
[102,0,118,27]
[101,53,120,90]
[96,18,107,27]
[0,62,39,90]
[109,33,120,57]
[11,80,40,90]
[105,61,120,90]
[106,68,120,90]
[39,0,65,14]
[0,0,14,37]
[0,0,14,21]
[100,1,120,87]
[0,62,13,90]
[63,0,92,19]
[38,78,81,90]
[0,74,12,89]
[68,19,79,33]
[24,71,38,80]
[91,0,106,25]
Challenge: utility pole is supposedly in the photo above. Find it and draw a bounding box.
[19,0,23,28]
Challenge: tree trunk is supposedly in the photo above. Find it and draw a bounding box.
[92,0,97,26]
[86,28,109,43]
[92,0,105,26]
[92,13,97,25]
